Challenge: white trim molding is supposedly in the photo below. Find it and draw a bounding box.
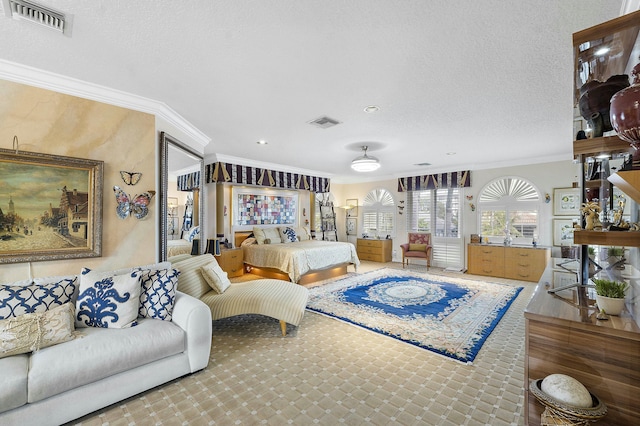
[0,59,210,151]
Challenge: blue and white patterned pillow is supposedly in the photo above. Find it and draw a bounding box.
[76,268,142,329]
[279,227,298,243]
[138,268,180,321]
[186,226,200,242]
[0,277,77,320]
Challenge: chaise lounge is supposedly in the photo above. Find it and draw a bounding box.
[171,254,309,335]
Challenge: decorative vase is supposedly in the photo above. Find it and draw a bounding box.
[595,294,626,316]
[610,62,640,147]
[579,74,629,137]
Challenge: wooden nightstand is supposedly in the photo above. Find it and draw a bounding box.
[216,248,244,278]
[357,238,392,262]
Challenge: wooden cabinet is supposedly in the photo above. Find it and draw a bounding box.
[524,266,640,425]
[216,248,244,278]
[467,244,549,282]
[357,238,392,262]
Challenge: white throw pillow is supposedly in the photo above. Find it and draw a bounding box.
[199,261,231,294]
[0,302,76,359]
[279,226,298,243]
[263,227,282,244]
[76,268,142,328]
[295,227,311,241]
[253,227,267,244]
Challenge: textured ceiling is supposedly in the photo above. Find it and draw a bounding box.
[0,0,628,183]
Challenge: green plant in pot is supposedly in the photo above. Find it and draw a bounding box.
[592,278,628,316]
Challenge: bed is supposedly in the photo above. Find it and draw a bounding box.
[236,229,360,284]
[167,238,192,257]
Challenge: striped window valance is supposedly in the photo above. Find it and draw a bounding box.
[177,171,200,191]
[205,162,331,193]
[398,170,471,192]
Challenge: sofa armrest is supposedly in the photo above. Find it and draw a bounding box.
[171,291,212,372]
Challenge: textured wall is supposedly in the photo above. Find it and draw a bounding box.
[0,79,156,281]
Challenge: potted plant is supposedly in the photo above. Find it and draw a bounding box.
[592,278,628,315]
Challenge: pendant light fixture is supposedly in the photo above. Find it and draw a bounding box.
[351,146,380,172]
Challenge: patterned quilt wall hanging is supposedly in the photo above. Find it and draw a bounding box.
[177,171,200,192]
[398,170,471,192]
[205,162,330,193]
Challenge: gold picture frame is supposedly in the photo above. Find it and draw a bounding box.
[0,148,103,263]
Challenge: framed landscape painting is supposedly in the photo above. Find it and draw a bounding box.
[0,148,103,263]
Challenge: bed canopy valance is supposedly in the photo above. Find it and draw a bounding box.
[398,170,471,192]
[204,161,330,193]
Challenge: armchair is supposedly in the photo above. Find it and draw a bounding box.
[400,232,432,269]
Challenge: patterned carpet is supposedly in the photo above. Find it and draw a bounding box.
[70,262,531,425]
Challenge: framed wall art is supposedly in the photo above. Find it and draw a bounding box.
[233,187,298,228]
[346,198,358,217]
[346,217,357,235]
[553,218,577,246]
[553,187,581,216]
[0,148,103,263]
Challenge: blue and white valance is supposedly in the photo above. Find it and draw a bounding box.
[205,162,330,193]
[398,170,471,192]
[177,171,200,191]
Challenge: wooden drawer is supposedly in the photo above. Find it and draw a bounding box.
[504,247,549,282]
[468,245,504,277]
[357,239,392,263]
[217,248,244,278]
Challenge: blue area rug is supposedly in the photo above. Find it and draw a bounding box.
[307,268,523,364]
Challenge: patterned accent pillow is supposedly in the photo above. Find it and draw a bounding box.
[76,268,142,328]
[0,277,78,320]
[279,227,298,243]
[199,261,231,294]
[186,226,200,242]
[138,268,180,321]
[0,302,76,359]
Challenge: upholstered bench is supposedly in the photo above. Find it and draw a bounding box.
[171,254,309,335]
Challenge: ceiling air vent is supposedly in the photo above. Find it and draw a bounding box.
[308,116,341,129]
[3,0,70,35]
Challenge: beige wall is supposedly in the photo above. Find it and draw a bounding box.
[1,79,156,282]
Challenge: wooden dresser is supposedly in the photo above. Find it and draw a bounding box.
[216,248,244,278]
[524,264,640,425]
[357,238,392,262]
[467,244,549,282]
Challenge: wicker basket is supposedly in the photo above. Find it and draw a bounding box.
[530,379,607,425]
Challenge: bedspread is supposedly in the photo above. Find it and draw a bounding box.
[242,240,360,282]
[168,239,192,257]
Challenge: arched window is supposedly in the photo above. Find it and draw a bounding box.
[478,177,540,240]
[362,189,395,237]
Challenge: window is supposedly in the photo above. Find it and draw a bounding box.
[362,189,395,237]
[407,188,461,237]
[478,177,539,239]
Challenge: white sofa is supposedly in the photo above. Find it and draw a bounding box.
[0,264,212,426]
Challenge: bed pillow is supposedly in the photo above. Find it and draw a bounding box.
[253,227,267,244]
[0,302,76,359]
[263,227,282,244]
[138,268,180,321]
[76,268,142,329]
[199,261,231,294]
[186,226,200,243]
[241,237,256,246]
[295,227,311,241]
[279,227,298,243]
[0,277,78,320]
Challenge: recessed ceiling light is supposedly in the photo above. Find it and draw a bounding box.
[256,140,267,145]
[364,105,380,113]
[595,47,610,56]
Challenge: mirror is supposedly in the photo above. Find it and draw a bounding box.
[159,132,205,261]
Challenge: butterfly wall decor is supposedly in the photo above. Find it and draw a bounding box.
[119,171,142,186]
[113,185,155,220]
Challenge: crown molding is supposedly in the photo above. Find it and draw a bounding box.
[0,59,210,150]
[214,154,333,179]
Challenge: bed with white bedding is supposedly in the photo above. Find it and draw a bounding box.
[242,239,360,283]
